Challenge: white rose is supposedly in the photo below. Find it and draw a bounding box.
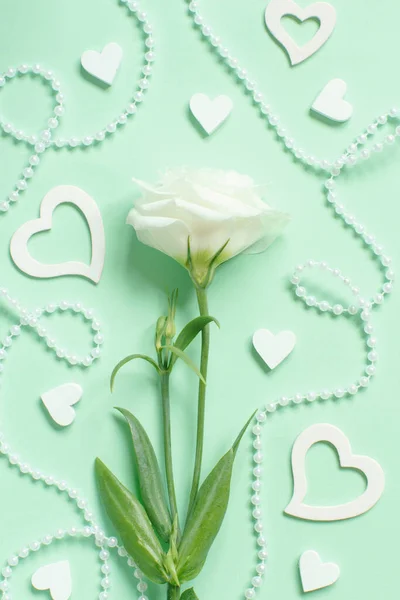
[127,168,290,286]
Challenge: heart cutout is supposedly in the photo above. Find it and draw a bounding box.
[32,560,72,600]
[253,329,296,369]
[299,550,340,592]
[285,423,385,521]
[10,185,105,283]
[265,0,336,65]
[281,15,320,46]
[190,93,233,135]
[81,42,123,86]
[311,78,353,122]
[41,383,83,427]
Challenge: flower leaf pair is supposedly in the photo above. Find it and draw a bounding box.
[95,409,254,588]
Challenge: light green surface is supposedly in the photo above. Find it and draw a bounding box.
[0,0,399,598]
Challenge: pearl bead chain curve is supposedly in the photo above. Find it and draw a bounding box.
[185,0,400,173]
[0,0,155,214]
[184,4,400,596]
[0,289,149,600]
[0,2,155,596]
[243,119,397,600]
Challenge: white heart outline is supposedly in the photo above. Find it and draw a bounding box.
[81,42,123,86]
[311,78,353,123]
[10,185,105,283]
[285,423,385,521]
[253,329,296,369]
[41,383,83,428]
[32,560,72,600]
[299,550,340,593]
[265,0,337,66]
[189,93,233,135]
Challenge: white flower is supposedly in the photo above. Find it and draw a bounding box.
[127,168,290,286]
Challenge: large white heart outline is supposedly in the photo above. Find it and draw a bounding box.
[265,0,337,66]
[10,185,105,283]
[285,423,385,521]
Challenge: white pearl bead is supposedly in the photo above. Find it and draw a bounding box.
[256,563,265,575]
[253,453,263,464]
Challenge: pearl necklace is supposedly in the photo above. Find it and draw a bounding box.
[0,1,154,598]
[248,118,394,600]
[0,292,148,600]
[0,0,155,214]
[186,0,400,174]
[184,2,398,598]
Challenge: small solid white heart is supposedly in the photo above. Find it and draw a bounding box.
[41,383,83,427]
[10,185,105,283]
[253,329,296,369]
[299,550,340,593]
[81,42,123,86]
[32,560,72,600]
[190,93,233,135]
[311,78,353,122]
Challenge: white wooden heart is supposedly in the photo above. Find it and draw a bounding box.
[299,550,340,593]
[285,423,385,521]
[32,560,72,600]
[253,329,296,369]
[265,0,336,65]
[190,93,233,135]
[311,78,353,122]
[81,42,123,86]
[41,383,83,427]
[10,185,105,283]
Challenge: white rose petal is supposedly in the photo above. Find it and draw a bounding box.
[127,168,290,282]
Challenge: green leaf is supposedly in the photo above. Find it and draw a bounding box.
[95,458,169,584]
[162,346,206,384]
[181,589,199,600]
[116,408,172,543]
[163,515,180,587]
[110,354,160,391]
[176,412,256,582]
[170,316,220,368]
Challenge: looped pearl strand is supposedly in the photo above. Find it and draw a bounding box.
[0,527,148,600]
[185,0,400,174]
[0,0,155,214]
[243,119,396,599]
[0,288,149,600]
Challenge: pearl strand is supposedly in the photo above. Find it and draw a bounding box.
[243,121,396,600]
[0,527,148,600]
[185,0,400,173]
[0,0,155,214]
[0,289,149,600]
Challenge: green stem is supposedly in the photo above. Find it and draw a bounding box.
[167,584,181,600]
[161,372,180,528]
[187,287,210,514]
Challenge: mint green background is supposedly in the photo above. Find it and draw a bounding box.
[0,0,399,598]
